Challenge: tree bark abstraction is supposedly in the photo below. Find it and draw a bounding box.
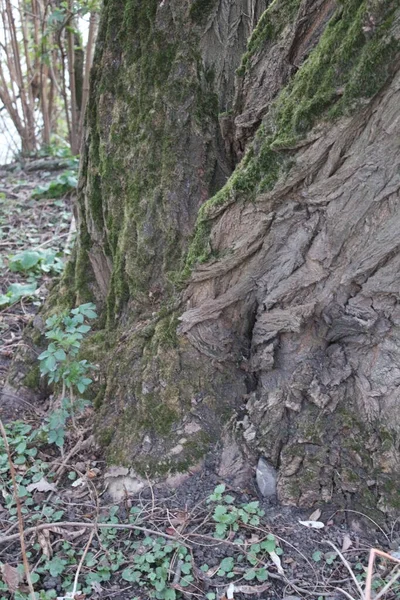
[15,0,400,513]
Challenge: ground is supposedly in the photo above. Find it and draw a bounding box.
[0,161,400,600]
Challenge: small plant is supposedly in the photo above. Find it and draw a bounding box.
[0,282,38,306]
[38,303,98,447]
[207,484,265,538]
[121,537,190,600]
[32,170,77,200]
[9,249,64,276]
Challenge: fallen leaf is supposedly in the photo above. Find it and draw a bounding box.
[235,582,270,594]
[342,534,352,552]
[71,477,86,488]
[299,520,325,529]
[86,470,97,479]
[270,550,284,575]
[1,563,21,592]
[26,477,57,493]
[205,565,220,578]
[308,508,321,521]
[47,526,87,540]
[38,529,52,559]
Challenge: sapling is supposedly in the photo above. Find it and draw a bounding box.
[38,303,97,448]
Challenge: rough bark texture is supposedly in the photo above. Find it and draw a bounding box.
[20,0,400,513]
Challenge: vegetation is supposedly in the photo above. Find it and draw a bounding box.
[38,303,98,446]
[0,0,100,157]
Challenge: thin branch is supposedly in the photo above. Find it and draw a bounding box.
[0,418,36,600]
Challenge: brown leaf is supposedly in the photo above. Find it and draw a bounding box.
[308,508,321,522]
[1,563,21,593]
[38,530,52,559]
[47,526,87,540]
[342,534,352,552]
[235,582,271,594]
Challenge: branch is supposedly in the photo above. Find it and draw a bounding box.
[0,418,36,600]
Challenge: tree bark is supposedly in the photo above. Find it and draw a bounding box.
[39,0,400,513]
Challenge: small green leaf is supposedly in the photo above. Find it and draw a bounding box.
[220,557,234,572]
[164,589,176,600]
[244,569,256,581]
[214,484,226,494]
[312,551,323,562]
[181,562,191,575]
[214,505,227,519]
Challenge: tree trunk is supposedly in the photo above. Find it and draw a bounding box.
[52,0,400,513]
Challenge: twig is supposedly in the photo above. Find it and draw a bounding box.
[374,567,400,600]
[325,541,365,600]
[71,530,94,597]
[0,418,36,599]
[0,520,189,545]
[328,509,390,544]
[365,548,400,600]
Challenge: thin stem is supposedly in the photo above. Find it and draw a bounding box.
[0,418,36,600]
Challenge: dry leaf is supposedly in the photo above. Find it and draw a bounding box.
[86,470,97,479]
[235,582,270,594]
[26,477,57,493]
[299,520,325,529]
[342,534,352,552]
[205,565,220,578]
[1,563,21,593]
[308,508,321,521]
[71,477,86,487]
[47,526,87,540]
[269,550,284,575]
[38,529,52,559]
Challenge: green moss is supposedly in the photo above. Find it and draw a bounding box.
[182,0,399,277]
[22,365,41,391]
[139,394,179,436]
[238,0,302,75]
[272,0,400,148]
[97,426,114,448]
[190,0,217,24]
[150,314,179,350]
[181,128,286,276]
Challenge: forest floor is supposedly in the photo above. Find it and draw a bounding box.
[0,161,399,600]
